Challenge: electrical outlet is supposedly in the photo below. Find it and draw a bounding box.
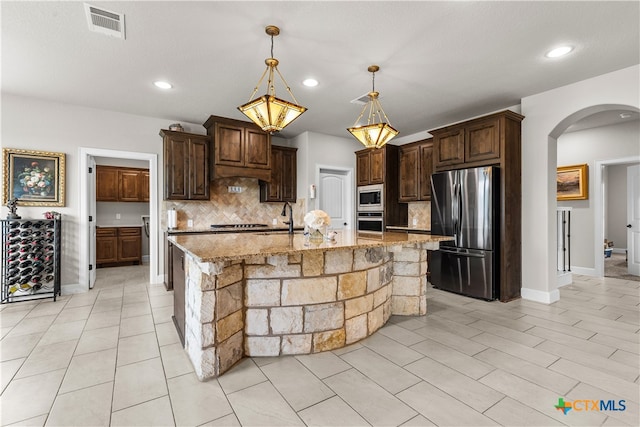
[187,219,194,228]
[412,218,418,226]
[272,218,278,225]
[116,213,121,220]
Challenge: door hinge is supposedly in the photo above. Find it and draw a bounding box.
[89,215,93,222]
[88,167,93,173]
[89,264,93,271]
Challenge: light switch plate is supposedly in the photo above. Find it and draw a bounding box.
[227,186,243,193]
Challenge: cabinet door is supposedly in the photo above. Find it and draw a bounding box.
[262,147,282,202]
[245,129,271,169]
[119,169,141,202]
[189,137,209,200]
[356,151,371,186]
[434,128,465,168]
[96,167,119,201]
[281,147,297,202]
[399,145,419,202]
[164,134,189,199]
[96,228,117,263]
[139,170,150,202]
[465,119,500,163]
[370,149,385,184]
[172,246,186,346]
[118,228,141,263]
[419,142,434,200]
[215,123,244,166]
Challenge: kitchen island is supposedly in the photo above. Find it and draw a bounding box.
[169,230,450,380]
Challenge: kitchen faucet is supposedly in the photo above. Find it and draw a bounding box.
[281,202,294,234]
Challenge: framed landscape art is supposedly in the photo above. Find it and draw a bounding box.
[557,163,588,201]
[2,148,66,207]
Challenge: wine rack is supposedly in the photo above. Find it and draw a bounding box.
[1,219,61,303]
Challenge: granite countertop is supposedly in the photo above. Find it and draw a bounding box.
[386,225,431,233]
[167,225,304,234]
[169,230,452,263]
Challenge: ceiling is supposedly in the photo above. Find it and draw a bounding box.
[2,1,639,141]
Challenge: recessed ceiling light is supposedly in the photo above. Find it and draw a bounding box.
[545,46,573,58]
[302,78,319,87]
[153,81,172,89]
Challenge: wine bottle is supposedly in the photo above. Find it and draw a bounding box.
[20,221,33,229]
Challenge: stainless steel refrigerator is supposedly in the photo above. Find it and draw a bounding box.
[430,166,499,300]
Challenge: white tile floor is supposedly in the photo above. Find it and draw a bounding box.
[1,265,638,426]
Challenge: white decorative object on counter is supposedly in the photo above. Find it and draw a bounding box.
[167,208,177,229]
[303,210,331,230]
[304,210,331,243]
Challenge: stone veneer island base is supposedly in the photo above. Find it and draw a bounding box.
[169,230,450,381]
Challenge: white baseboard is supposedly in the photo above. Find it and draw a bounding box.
[571,266,597,276]
[557,271,573,287]
[521,287,560,304]
[62,283,89,295]
[611,248,627,254]
[142,255,150,263]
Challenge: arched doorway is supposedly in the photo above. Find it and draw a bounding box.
[550,105,640,282]
[519,64,640,304]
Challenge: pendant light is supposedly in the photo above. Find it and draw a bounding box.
[347,65,398,149]
[238,25,307,133]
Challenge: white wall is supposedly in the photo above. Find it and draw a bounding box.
[557,121,640,269]
[520,64,640,303]
[1,93,203,285]
[292,131,363,209]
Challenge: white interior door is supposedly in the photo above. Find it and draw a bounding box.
[89,156,97,288]
[319,169,352,230]
[627,164,640,276]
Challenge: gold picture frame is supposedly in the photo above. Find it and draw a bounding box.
[3,148,66,207]
[557,164,588,201]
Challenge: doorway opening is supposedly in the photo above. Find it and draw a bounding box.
[79,148,160,290]
[315,166,354,230]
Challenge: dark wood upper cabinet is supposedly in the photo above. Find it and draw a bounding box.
[355,145,407,226]
[432,114,507,170]
[399,144,419,202]
[203,115,271,181]
[356,147,387,186]
[119,169,141,202]
[429,110,524,302]
[96,167,119,201]
[96,165,149,202]
[356,151,371,186]
[399,139,433,203]
[419,143,434,200]
[260,145,297,203]
[161,129,210,201]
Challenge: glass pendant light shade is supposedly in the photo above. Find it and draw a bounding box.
[238,26,307,133]
[347,65,398,149]
[238,94,307,133]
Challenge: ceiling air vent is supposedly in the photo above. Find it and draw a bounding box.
[350,92,381,105]
[84,3,125,39]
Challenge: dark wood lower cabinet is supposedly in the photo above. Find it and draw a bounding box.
[172,245,186,347]
[96,227,141,267]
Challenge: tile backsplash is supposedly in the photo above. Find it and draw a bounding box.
[408,201,431,229]
[163,178,305,229]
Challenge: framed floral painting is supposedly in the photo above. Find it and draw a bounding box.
[2,148,66,207]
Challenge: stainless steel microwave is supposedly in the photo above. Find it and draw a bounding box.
[357,184,383,211]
